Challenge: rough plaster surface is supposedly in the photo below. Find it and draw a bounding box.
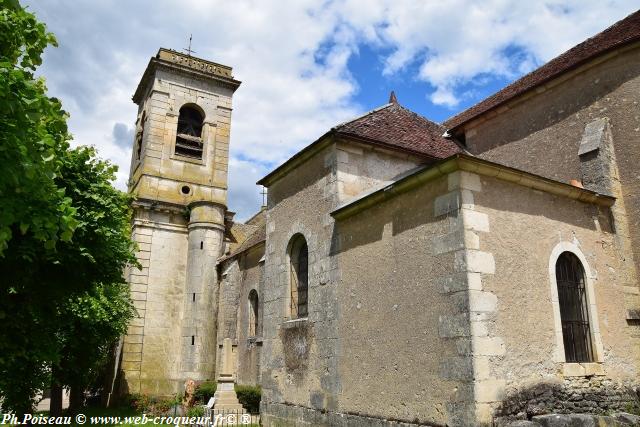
[260,161,639,426]
[336,175,458,426]
[474,175,640,422]
[260,139,437,425]
[464,45,640,290]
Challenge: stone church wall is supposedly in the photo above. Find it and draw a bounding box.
[334,173,465,426]
[236,244,265,386]
[216,243,265,386]
[260,136,437,426]
[335,139,422,201]
[260,141,342,423]
[462,42,640,289]
[471,175,640,422]
[260,159,640,426]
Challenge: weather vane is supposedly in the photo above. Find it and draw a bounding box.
[183,34,196,56]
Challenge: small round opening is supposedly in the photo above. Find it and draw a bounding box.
[181,185,191,195]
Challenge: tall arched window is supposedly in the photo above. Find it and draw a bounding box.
[289,234,308,318]
[248,289,259,337]
[135,111,146,161]
[556,252,594,362]
[175,105,204,159]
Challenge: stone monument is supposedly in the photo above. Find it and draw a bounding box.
[213,338,246,414]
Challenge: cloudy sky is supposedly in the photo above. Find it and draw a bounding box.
[23,1,638,221]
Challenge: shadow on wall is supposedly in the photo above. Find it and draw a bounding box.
[475,178,613,234]
[494,379,640,423]
[330,179,447,255]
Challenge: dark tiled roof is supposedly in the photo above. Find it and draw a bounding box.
[218,210,266,263]
[444,10,640,130]
[335,102,461,159]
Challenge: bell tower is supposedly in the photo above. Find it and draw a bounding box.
[121,48,241,395]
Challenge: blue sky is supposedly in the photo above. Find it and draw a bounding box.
[346,43,514,123]
[22,0,639,220]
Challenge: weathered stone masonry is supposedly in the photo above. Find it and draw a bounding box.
[121,48,241,395]
[434,171,503,425]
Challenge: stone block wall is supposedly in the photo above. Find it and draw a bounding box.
[260,142,341,418]
[121,209,189,395]
[216,243,265,386]
[461,43,640,294]
[235,245,265,386]
[335,139,422,201]
[335,173,470,426]
[471,174,640,423]
[259,136,432,425]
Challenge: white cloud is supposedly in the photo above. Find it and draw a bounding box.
[23,0,638,219]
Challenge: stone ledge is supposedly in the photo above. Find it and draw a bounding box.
[562,362,605,377]
[280,317,309,330]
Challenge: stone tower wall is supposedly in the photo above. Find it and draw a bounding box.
[121,49,240,396]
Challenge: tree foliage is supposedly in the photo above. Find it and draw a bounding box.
[0,0,76,254]
[0,1,138,415]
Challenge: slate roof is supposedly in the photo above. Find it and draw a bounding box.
[258,99,463,186]
[218,209,266,263]
[444,9,640,130]
[334,102,461,159]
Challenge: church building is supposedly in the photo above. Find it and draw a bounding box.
[119,10,640,426]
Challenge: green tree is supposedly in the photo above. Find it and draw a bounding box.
[0,1,138,415]
[0,0,77,254]
[51,146,138,414]
[55,282,134,414]
[0,0,75,414]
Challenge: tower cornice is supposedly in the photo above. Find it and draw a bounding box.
[132,48,241,104]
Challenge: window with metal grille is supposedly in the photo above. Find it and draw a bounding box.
[175,105,204,159]
[248,289,259,337]
[289,235,308,318]
[556,252,594,363]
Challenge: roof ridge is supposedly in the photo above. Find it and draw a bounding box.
[394,102,446,129]
[444,9,640,130]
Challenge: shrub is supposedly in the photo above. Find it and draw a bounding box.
[122,393,178,416]
[235,385,261,414]
[124,393,151,412]
[149,396,175,416]
[186,406,205,417]
[194,381,217,403]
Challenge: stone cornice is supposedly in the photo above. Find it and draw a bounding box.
[331,154,616,220]
[133,48,242,104]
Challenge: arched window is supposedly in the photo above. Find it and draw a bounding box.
[555,252,594,362]
[248,289,259,337]
[135,111,146,161]
[289,234,308,318]
[175,105,204,159]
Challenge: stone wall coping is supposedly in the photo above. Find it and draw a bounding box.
[562,362,605,377]
[280,318,309,330]
[331,153,615,220]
